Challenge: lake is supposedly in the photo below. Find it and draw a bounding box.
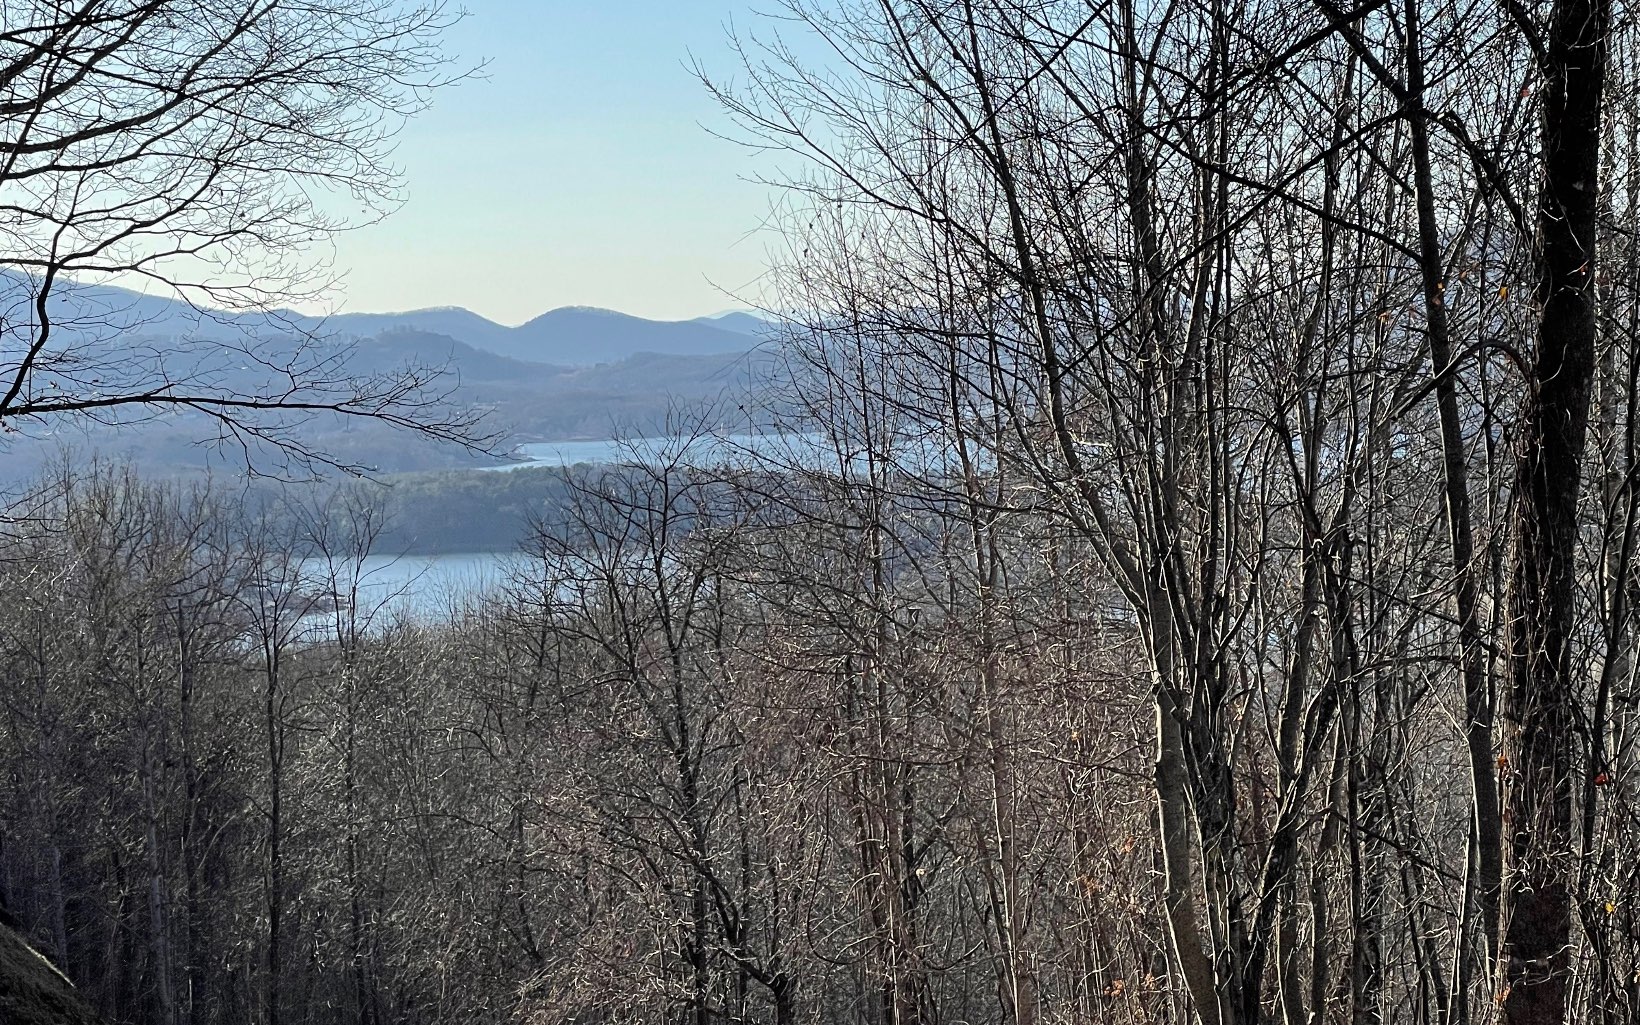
[306,435,827,621]
[309,429,980,623]
[298,551,515,622]
[481,430,973,476]
[480,432,832,472]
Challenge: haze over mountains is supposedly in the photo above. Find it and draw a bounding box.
[314,304,774,364]
[1,270,767,357]
[1,271,774,366]
[0,272,787,482]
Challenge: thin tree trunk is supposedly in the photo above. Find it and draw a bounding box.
[1400,0,1504,984]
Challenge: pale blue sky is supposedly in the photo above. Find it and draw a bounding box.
[323,1,788,325]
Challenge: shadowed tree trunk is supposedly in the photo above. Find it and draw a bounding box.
[1502,0,1611,1019]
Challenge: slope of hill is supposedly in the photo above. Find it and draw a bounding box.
[315,307,518,354]
[496,306,751,363]
[693,311,777,337]
[340,328,566,383]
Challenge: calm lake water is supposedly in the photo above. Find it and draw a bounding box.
[482,430,974,477]
[298,551,514,622]
[480,432,831,472]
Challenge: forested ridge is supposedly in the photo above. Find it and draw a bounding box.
[5,0,1640,1023]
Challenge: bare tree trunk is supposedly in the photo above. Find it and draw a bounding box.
[1154,662,1225,1025]
[1502,0,1611,1017]
[1399,0,1504,984]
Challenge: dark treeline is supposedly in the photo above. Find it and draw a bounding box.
[284,467,585,556]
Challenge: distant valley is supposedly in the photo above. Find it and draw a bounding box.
[0,273,790,484]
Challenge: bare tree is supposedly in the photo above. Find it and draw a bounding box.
[0,0,485,472]
[704,1,1640,1024]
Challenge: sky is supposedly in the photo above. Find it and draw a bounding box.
[317,1,793,326]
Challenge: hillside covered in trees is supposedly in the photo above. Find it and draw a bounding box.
[6,0,1640,1023]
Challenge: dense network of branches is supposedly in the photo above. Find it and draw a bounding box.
[0,0,481,473]
[4,0,1640,1023]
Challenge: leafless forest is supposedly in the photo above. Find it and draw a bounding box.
[3,0,1639,1024]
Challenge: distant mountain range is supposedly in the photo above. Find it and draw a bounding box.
[318,305,776,364]
[0,271,777,366]
[0,272,793,481]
